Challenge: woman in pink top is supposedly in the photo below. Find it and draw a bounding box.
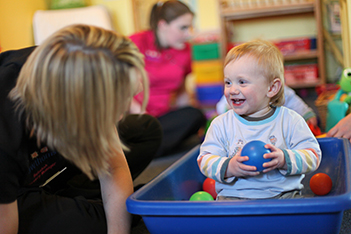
[130,0,206,157]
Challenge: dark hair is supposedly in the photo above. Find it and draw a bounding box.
[149,1,194,48]
[149,1,194,30]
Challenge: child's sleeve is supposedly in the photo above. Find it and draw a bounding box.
[279,117,322,176]
[197,153,232,183]
[197,120,235,184]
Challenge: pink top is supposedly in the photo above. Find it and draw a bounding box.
[130,30,192,117]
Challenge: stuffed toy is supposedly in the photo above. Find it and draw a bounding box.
[326,68,351,131]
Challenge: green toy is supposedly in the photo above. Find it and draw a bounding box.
[49,0,86,10]
[326,68,351,132]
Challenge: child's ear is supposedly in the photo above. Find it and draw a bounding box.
[267,78,282,98]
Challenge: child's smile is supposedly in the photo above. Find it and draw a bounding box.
[230,98,245,106]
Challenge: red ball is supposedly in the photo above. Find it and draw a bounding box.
[310,173,333,196]
[203,178,217,199]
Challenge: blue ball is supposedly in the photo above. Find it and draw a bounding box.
[241,140,272,171]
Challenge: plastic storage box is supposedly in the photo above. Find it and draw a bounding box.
[192,60,223,85]
[284,63,319,85]
[127,138,351,234]
[191,43,220,61]
[196,84,223,105]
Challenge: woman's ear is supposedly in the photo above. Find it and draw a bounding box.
[267,78,282,98]
[157,19,167,30]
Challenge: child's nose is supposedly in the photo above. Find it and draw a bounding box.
[230,86,239,95]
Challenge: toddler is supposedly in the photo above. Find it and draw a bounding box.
[197,39,321,200]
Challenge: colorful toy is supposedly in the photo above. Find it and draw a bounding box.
[326,68,351,132]
[316,133,327,138]
[309,173,332,196]
[308,123,322,136]
[242,140,272,171]
[189,191,214,201]
[202,178,217,199]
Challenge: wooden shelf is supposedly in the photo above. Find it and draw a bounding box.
[220,2,315,20]
[286,78,322,89]
[217,0,325,88]
[284,50,319,61]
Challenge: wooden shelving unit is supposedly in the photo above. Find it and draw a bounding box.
[217,0,326,89]
[321,0,343,68]
[340,0,350,68]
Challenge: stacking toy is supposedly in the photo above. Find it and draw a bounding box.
[310,173,332,196]
[203,178,217,199]
[242,140,271,171]
[189,191,214,201]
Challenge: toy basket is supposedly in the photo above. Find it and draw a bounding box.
[127,138,351,234]
[315,90,337,131]
[314,84,340,131]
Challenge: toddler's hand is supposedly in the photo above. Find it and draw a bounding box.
[226,149,260,178]
[261,144,286,173]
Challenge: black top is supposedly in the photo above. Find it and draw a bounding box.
[0,47,73,203]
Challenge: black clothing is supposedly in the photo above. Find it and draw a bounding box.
[156,106,206,157]
[0,47,162,233]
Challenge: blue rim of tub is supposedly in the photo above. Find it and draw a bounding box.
[127,138,351,216]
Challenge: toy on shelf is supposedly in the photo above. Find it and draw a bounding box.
[326,68,351,132]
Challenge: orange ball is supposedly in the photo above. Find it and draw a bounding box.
[202,178,217,199]
[309,173,332,196]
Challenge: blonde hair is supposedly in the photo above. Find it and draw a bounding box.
[10,24,149,179]
[224,39,285,106]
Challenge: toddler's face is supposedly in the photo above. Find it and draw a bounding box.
[224,55,271,117]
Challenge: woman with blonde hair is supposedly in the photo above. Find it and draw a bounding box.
[0,24,161,233]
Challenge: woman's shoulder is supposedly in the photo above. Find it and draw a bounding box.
[0,46,36,92]
[0,47,32,158]
[129,30,154,47]
[0,46,36,67]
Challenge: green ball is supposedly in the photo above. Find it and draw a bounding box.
[189,191,214,201]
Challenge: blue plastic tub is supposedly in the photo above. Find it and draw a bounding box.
[127,138,351,234]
